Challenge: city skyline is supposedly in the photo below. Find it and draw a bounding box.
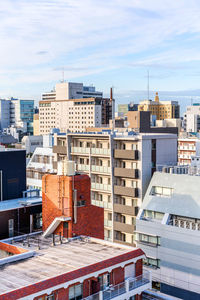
[1,1,200,103]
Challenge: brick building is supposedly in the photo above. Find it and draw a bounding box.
[42,161,104,239]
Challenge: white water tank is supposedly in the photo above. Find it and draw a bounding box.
[57,160,75,176]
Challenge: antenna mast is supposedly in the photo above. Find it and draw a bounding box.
[147,70,150,101]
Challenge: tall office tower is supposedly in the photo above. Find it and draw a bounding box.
[10,98,34,134]
[42,82,103,101]
[53,131,177,245]
[138,92,180,120]
[39,97,113,134]
[0,99,10,130]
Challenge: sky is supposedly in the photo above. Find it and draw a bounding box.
[1,0,200,112]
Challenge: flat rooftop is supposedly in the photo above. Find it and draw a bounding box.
[0,235,140,295]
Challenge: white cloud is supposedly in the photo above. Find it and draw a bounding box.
[1,0,200,96]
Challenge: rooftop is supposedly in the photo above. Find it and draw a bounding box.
[0,235,144,296]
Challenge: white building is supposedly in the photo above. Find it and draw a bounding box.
[21,135,43,154]
[178,137,200,165]
[136,172,200,300]
[42,82,103,101]
[184,104,200,133]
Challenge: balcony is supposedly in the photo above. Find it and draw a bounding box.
[53,145,67,155]
[92,165,111,174]
[114,150,139,160]
[83,271,151,300]
[71,147,90,154]
[104,219,112,227]
[91,148,110,156]
[91,183,111,192]
[71,147,110,156]
[114,221,135,234]
[114,186,138,197]
[92,200,112,210]
[77,164,89,172]
[114,204,134,215]
[114,168,138,179]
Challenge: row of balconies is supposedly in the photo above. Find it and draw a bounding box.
[77,164,138,178]
[54,146,139,160]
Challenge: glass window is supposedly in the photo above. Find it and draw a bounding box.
[69,284,82,300]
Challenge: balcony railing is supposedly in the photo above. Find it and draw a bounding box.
[71,147,110,156]
[104,219,112,227]
[83,271,151,300]
[91,200,112,210]
[91,183,111,192]
[77,164,90,171]
[91,165,111,174]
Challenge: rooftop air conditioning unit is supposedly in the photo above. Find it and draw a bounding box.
[57,160,75,176]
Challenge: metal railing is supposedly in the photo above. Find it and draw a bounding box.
[91,200,112,209]
[71,147,110,156]
[91,183,111,192]
[83,271,151,300]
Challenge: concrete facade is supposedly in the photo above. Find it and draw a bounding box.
[136,172,200,299]
[53,131,177,246]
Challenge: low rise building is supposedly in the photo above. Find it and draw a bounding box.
[178,137,200,165]
[21,135,43,154]
[136,172,200,300]
[0,235,150,300]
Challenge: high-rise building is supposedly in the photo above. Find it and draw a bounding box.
[42,82,103,101]
[10,98,34,134]
[53,131,177,245]
[138,92,179,120]
[136,171,200,299]
[0,99,10,130]
[39,97,113,134]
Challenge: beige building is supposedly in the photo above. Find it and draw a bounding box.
[138,92,180,120]
[39,98,103,134]
[53,131,177,246]
[33,113,40,136]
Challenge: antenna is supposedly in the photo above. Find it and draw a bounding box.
[147,70,150,101]
[62,67,65,83]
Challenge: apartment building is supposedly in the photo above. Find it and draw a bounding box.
[138,92,180,120]
[178,137,200,165]
[136,172,200,300]
[53,131,177,245]
[39,97,112,134]
[42,81,103,101]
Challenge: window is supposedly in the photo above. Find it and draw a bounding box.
[143,257,160,269]
[69,284,83,300]
[143,210,164,221]
[136,233,160,246]
[151,186,173,197]
[77,200,86,207]
[99,273,110,290]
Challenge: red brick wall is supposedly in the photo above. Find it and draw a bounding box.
[0,242,28,255]
[42,174,104,239]
[135,259,142,276]
[111,267,124,285]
